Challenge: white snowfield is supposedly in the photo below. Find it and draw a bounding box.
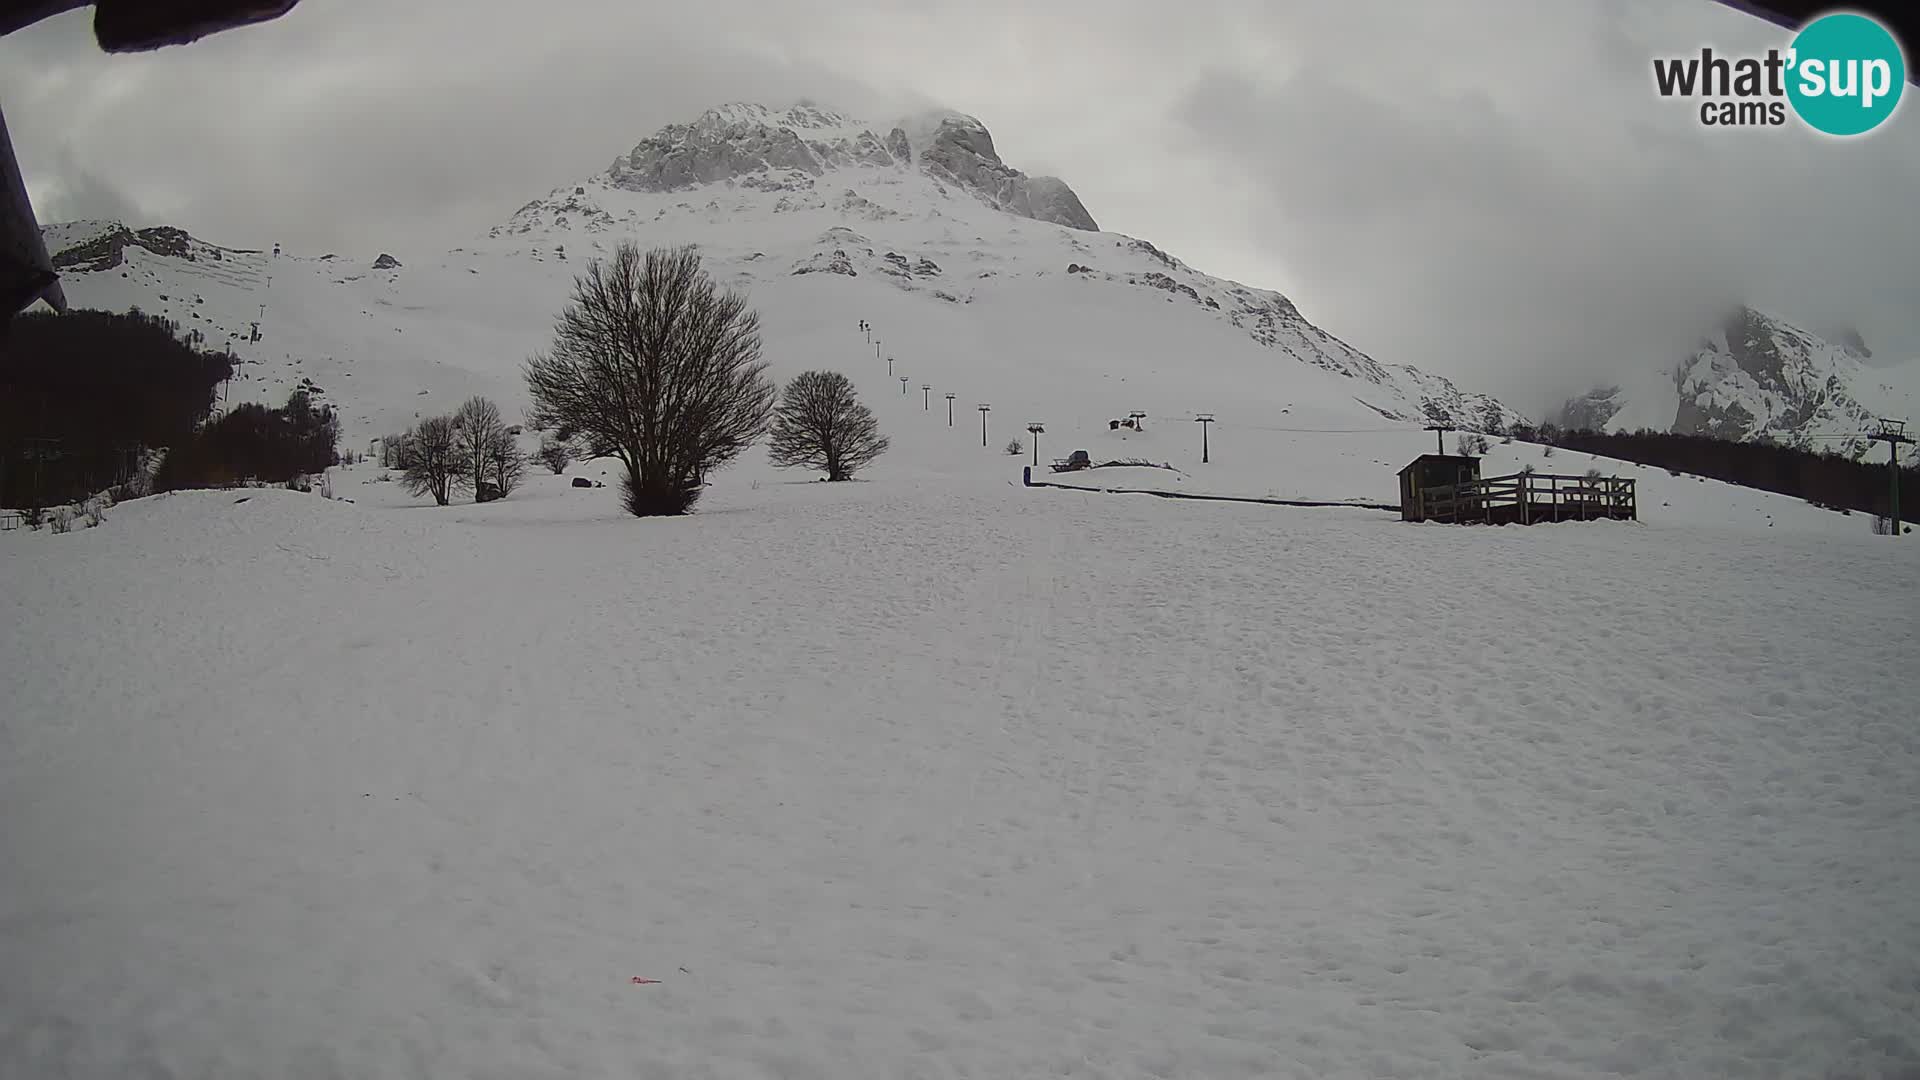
[5,462,1919,1079]
[7,102,1920,1077]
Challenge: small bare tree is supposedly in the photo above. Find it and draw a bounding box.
[486,426,528,498]
[453,396,506,500]
[767,370,889,481]
[536,434,573,474]
[524,243,775,515]
[400,414,464,506]
[1005,438,1024,456]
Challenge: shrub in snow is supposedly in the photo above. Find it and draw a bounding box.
[1006,438,1024,456]
[537,435,574,474]
[1542,446,1556,458]
[767,370,888,481]
[49,507,74,533]
[525,242,775,515]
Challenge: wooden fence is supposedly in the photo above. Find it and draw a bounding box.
[1417,472,1636,525]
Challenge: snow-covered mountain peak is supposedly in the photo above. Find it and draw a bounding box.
[595,101,1099,232]
[1552,304,1916,456]
[38,95,1533,446]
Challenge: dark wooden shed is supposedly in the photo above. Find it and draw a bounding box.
[1398,454,1481,522]
[1399,454,1638,525]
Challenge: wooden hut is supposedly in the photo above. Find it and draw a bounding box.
[1398,454,1481,522]
[1399,454,1637,525]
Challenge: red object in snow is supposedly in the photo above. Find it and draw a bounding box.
[630,977,661,985]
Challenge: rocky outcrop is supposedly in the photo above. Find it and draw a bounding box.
[50,224,214,272]
[372,253,401,270]
[607,104,908,194]
[1555,306,1900,455]
[603,103,1098,232]
[1671,307,1875,449]
[916,116,1098,231]
[1552,385,1627,431]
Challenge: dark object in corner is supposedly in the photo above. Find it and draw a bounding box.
[1,2,302,52]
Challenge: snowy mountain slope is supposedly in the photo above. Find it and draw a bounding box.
[1555,307,1919,455]
[36,101,1523,475]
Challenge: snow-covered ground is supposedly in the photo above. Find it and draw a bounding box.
[10,104,1919,1077]
[4,465,1919,1078]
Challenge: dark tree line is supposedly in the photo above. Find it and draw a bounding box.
[1508,424,1918,523]
[155,390,341,491]
[1,309,232,508]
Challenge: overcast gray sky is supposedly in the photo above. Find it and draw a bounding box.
[3,0,1915,411]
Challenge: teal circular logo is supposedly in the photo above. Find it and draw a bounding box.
[1787,13,1906,135]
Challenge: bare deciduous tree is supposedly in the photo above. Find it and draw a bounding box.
[486,426,528,498]
[524,243,775,515]
[400,415,464,506]
[767,370,888,481]
[536,435,573,474]
[453,396,506,501]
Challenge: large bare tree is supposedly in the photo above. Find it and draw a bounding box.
[767,370,889,481]
[524,243,775,515]
[399,414,463,506]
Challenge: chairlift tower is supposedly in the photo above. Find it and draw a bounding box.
[1868,418,1913,535]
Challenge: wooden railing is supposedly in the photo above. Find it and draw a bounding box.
[1420,472,1636,524]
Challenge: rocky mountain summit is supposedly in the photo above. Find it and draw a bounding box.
[1553,306,1913,456]
[604,103,1098,231]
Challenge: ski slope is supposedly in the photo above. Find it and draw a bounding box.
[38,217,1882,534]
[4,473,1918,1078]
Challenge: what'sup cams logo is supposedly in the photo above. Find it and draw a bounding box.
[1654,10,1906,134]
